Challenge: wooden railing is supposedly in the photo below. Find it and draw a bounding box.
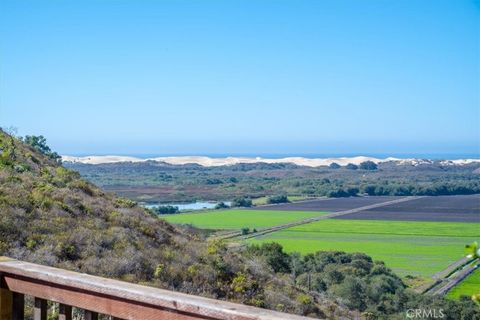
[0,257,313,320]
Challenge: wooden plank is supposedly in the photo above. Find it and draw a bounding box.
[0,288,12,320]
[12,292,24,320]
[34,297,47,320]
[59,303,72,320]
[85,310,98,320]
[0,258,313,320]
[3,275,235,320]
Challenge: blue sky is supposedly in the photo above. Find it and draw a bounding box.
[0,0,478,156]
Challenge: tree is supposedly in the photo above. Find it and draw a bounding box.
[241,227,250,235]
[363,185,377,195]
[246,243,291,273]
[289,252,304,283]
[359,161,378,170]
[215,202,229,209]
[325,268,344,285]
[346,187,359,196]
[328,188,349,197]
[267,194,289,204]
[345,163,358,170]
[329,162,341,169]
[232,197,252,207]
[206,178,223,185]
[332,276,367,310]
[23,135,61,162]
[154,205,179,214]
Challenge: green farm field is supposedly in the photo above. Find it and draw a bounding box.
[161,209,327,230]
[447,268,480,300]
[248,219,480,277]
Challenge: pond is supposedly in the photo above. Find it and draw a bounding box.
[143,201,231,211]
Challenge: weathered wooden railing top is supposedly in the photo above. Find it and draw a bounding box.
[0,257,314,320]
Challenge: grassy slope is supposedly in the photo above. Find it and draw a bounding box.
[447,268,480,299]
[248,219,480,277]
[162,209,327,229]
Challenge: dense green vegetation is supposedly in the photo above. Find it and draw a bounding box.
[162,209,326,230]
[447,268,480,300]
[266,194,290,204]
[152,205,179,214]
[66,160,480,203]
[248,220,480,277]
[329,162,341,169]
[359,160,378,170]
[245,244,480,319]
[231,197,252,207]
[346,163,359,170]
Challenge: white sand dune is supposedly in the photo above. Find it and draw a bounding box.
[439,159,480,166]
[61,155,480,167]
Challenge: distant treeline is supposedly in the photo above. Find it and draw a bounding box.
[326,181,480,198]
[274,179,480,199]
[66,160,480,202]
[361,182,480,197]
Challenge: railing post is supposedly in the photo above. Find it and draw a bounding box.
[34,297,47,320]
[85,310,98,320]
[12,292,24,320]
[0,287,12,320]
[59,303,72,320]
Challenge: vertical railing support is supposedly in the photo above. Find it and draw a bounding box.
[85,310,99,320]
[12,292,24,320]
[34,297,47,320]
[59,303,72,320]
[0,287,12,320]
